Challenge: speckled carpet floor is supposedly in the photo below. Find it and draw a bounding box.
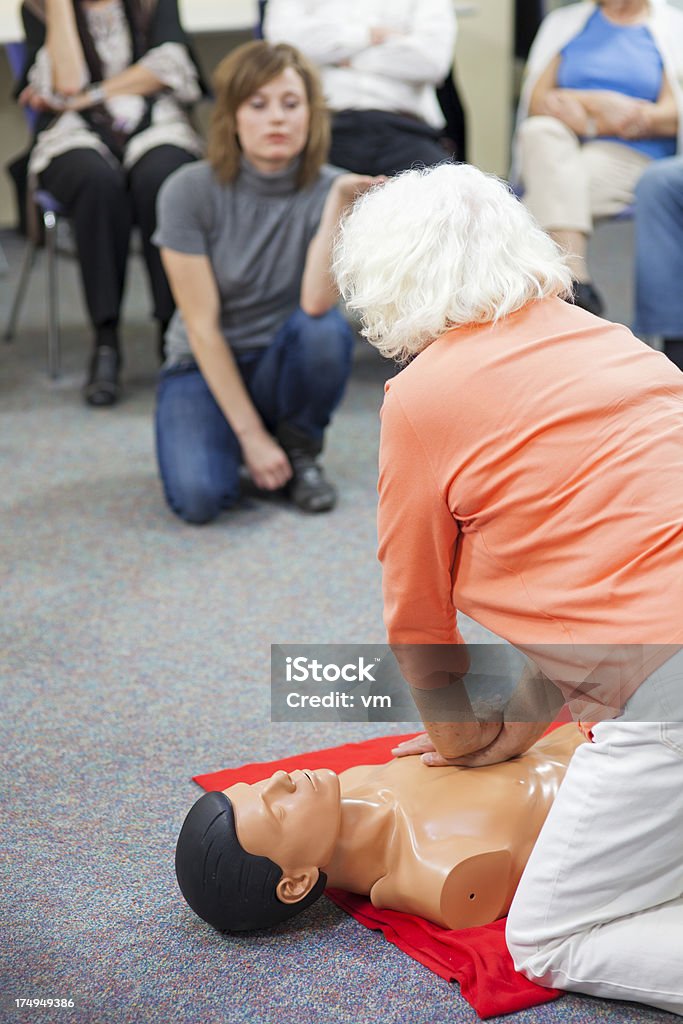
[1,226,677,1024]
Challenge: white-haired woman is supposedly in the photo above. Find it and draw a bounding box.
[334,162,683,1014]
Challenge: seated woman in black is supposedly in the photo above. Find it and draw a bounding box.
[18,0,205,405]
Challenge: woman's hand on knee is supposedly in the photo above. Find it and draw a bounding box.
[541,89,590,136]
[241,429,292,491]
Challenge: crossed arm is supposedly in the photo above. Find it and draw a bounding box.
[529,54,679,139]
[264,0,455,84]
[21,0,170,112]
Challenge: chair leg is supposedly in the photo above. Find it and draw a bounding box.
[4,238,37,342]
[43,209,61,379]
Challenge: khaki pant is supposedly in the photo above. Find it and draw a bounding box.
[518,115,651,235]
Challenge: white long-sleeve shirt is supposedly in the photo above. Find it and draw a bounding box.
[264,0,457,127]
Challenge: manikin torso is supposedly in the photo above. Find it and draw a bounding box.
[328,725,585,929]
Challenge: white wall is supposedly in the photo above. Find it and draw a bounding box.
[456,0,515,175]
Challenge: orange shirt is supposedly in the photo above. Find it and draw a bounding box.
[377,298,683,701]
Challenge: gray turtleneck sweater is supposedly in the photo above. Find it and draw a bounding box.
[153,157,340,362]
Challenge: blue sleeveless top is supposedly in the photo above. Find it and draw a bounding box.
[558,8,676,159]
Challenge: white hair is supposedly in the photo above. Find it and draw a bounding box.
[334,162,573,363]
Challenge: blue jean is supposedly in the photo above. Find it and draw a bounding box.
[155,307,354,524]
[633,156,683,352]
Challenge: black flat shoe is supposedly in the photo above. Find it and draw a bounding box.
[83,345,121,407]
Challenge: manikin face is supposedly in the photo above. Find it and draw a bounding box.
[225,769,341,900]
[235,67,310,175]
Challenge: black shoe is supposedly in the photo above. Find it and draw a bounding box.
[289,462,337,512]
[566,281,604,317]
[276,422,337,513]
[83,345,121,407]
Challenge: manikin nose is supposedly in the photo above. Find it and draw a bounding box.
[264,770,294,793]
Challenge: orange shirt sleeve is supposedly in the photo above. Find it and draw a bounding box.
[377,383,463,646]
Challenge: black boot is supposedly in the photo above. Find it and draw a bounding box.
[83,323,121,407]
[276,422,337,513]
[83,346,121,407]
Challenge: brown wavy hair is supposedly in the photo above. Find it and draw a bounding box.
[208,41,330,188]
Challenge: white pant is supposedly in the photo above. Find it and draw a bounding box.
[517,115,651,234]
[506,648,683,1015]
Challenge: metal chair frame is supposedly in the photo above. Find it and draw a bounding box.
[4,41,65,379]
[4,190,64,379]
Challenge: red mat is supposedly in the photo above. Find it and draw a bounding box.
[194,733,562,1019]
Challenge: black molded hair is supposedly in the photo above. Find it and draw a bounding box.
[175,791,327,932]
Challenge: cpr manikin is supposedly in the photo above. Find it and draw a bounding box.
[175,725,585,932]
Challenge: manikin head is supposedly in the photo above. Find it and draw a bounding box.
[175,769,341,932]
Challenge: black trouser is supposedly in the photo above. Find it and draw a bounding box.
[39,144,196,333]
[329,109,450,177]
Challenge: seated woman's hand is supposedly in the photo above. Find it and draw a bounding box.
[240,428,293,491]
[63,89,101,112]
[589,90,651,138]
[615,99,652,139]
[18,84,66,113]
[541,89,591,136]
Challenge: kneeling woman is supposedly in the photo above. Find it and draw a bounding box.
[154,41,376,523]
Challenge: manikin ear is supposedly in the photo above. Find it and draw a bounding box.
[276,868,320,904]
